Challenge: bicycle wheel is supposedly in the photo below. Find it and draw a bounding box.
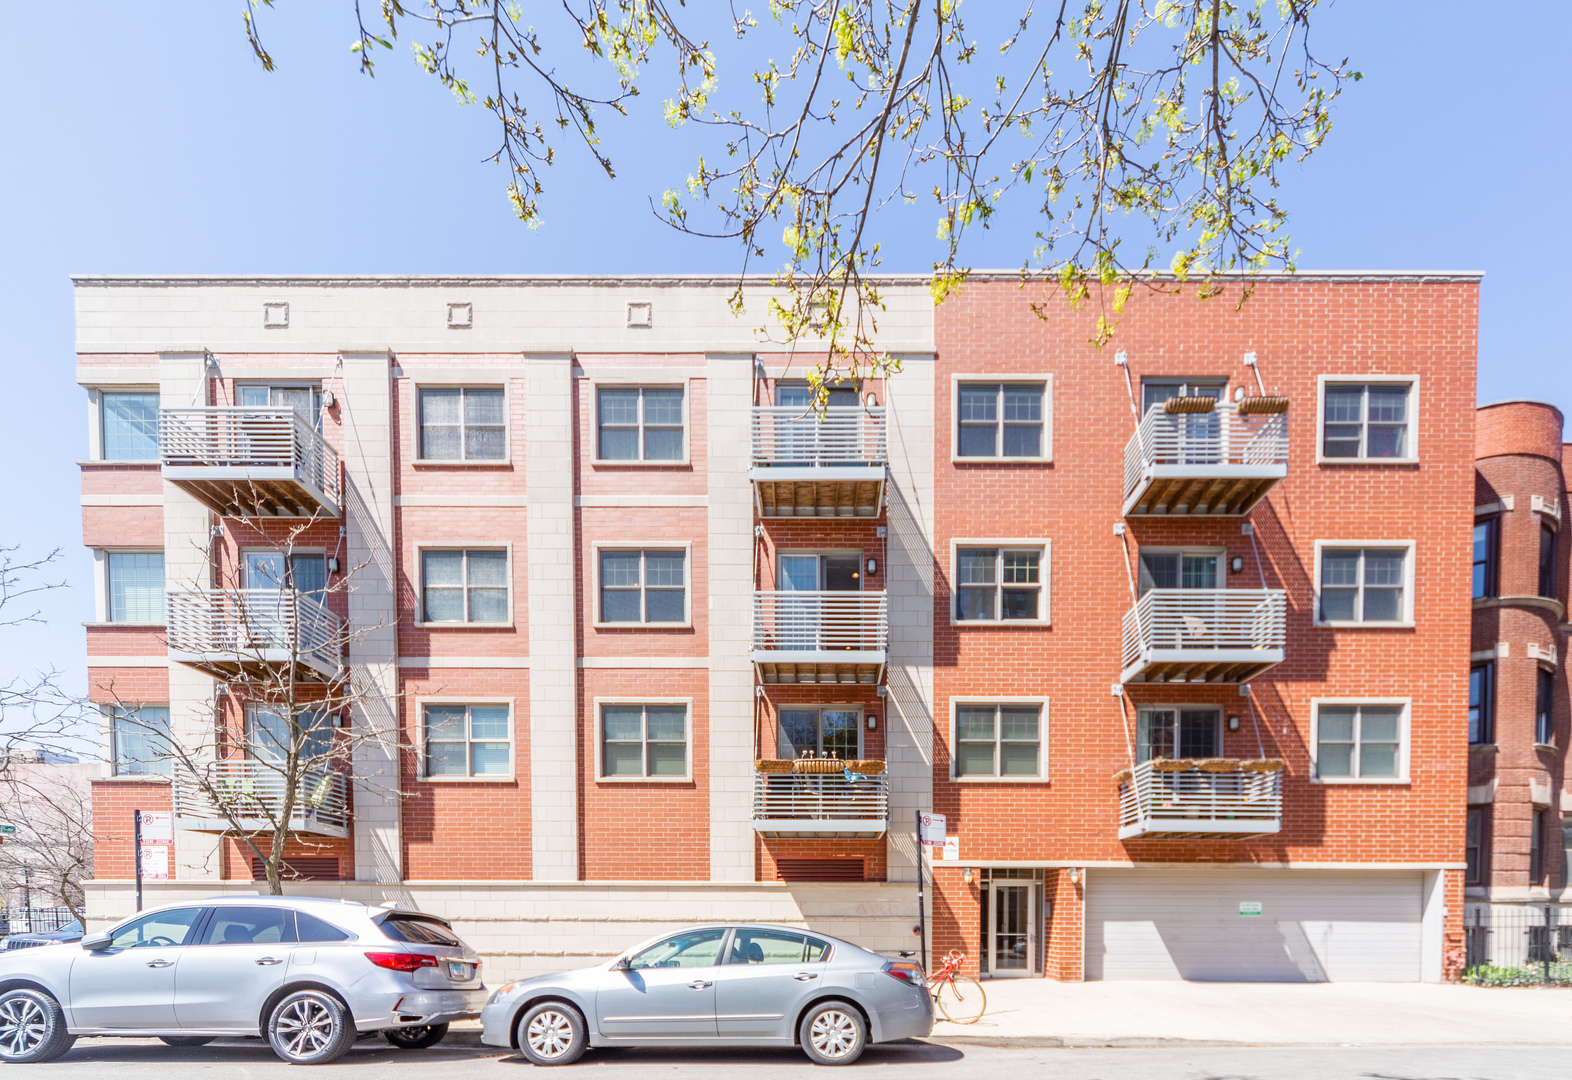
[934,975,986,1025]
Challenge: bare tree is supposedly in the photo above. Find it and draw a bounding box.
[0,547,92,763]
[243,2,1356,396]
[0,761,94,926]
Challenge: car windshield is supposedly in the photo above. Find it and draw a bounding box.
[626,929,726,969]
[378,913,462,947]
[58,921,83,934]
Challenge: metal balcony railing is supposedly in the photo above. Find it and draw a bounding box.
[160,407,341,516]
[174,760,349,837]
[1120,588,1287,683]
[1122,403,1288,515]
[1118,759,1283,839]
[752,591,889,654]
[752,770,889,837]
[751,406,887,468]
[166,588,342,680]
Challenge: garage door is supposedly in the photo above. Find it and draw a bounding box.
[1084,869,1422,981]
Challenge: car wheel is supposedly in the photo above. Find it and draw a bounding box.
[0,987,77,1064]
[516,1001,587,1066]
[382,1022,449,1049]
[158,1036,217,1048]
[266,989,357,1065]
[798,1000,866,1066]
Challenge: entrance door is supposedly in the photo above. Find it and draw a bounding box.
[1137,709,1221,761]
[778,554,862,650]
[241,551,327,650]
[1142,380,1226,464]
[1138,550,1222,651]
[990,885,1035,978]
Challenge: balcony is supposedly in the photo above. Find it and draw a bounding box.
[1122,401,1288,516]
[1116,758,1284,840]
[751,591,888,684]
[750,406,886,518]
[166,589,342,682]
[1120,588,1287,683]
[161,408,341,518]
[174,760,348,838]
[752,765,889,838]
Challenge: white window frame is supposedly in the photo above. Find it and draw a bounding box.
[773,703,865,759]
[949,540,1051,626]
[1134,704,1225,763]
[1316,375,1420,465]
[589,380,691,467]
[92,548,166,625]
[411,382,511,465]
[88,386,161,463]
[1310,697,1411,784]
[949,698,1050,782]
[415,697,516,782]
[1312,539,1417,628]
[593,698,694,782]
[103,704,173,779]
[591,541,694,629]
[412,543,515,628]
[950,374,1054,464]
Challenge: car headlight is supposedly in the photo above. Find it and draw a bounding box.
[486,983,517,1005]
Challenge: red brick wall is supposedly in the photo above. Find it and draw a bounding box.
[90,781,171,879]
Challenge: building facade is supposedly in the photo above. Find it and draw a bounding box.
[77,272,1477,982]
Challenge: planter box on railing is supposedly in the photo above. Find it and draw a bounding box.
[1122,402,1288,516]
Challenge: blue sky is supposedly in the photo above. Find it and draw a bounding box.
[1,1,1568,698]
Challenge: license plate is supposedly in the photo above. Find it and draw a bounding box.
[446,961,471,980]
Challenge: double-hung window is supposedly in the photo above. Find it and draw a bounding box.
[1465,808,1484,886]
[1321,381,1413,459]
[1469,662,1495,745]
[598,548,687,625]
[954,703,1044,779]
[1472,517,1499,599]
[1536,667,1555,746]
[1540,524,1558,599]
[1315,702,1404,780]
[420,549,509,624]
[954,544,1047,622]
[423,703,511,777]
[1531,809,1546,885]
[599,703,689,779]
[1318,546,1409,624]
[106,551,165,623]
[955,382,1047,459]
[417,387,505,460]
[110,705,171,776]
[596,386,685,462]
[100,391,161,460]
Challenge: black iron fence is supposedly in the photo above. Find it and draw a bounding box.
[1463,905,1572,986]
[2,907,77,936]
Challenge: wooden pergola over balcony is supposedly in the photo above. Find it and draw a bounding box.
[1116,758,1284,840]
[1120,588,1287,684]
[1122,400,1288,516]
[751,591,887,685]
[750,406,886,518]
[161,407,341,518]
[166,588,342,682]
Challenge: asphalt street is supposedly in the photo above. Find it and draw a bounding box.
[34,1037,1572,1079]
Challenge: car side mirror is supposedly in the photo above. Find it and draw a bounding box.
[81,932,112,952]
[613,957,631,971]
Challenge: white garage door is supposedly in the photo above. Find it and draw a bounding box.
[1085,869,1422,981]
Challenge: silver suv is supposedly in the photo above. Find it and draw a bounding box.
[0,896,486,1065]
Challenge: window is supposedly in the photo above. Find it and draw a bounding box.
[1321,381,1413,459]
[101,391,160,460]
[1540,524,1558,599]
[242,550,326,603]
[423,703,511,778]
[417,387,505,460]
[596,386,684,462]
[956,382,1047,459]
[106,907,202,951]
[777,708,860,759]
[1472,518,1499,599]
[954,703,1044,779]
[1318,546,1410,624]
[600,703,689,779]
[111,706,171,776]
[626,929,726,969]
[954,544,1048,622]
[296,911,354,942]
[1531,809,1546,885]
[1138,549,1219,593]
[1469,663,1495,745]
[1466,808,1484,886]
[598,548,687,625]
[106,551,165,623]
[238,384,320,427]
[420,549,508,624]
[379,914,462,946]
[1137,708,1220,762]
[726,929,828,965]
[1536,667,1555,746]
[199,907,297,946]
[1315,702,1404,781]
[1140,379,1226,417]
[246,706,333,764]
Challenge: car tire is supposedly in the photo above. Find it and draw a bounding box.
[798,1000,867,1066]
[515,1001,588,1066]
[382,1022,449,1049]
[158,1036,217,1048]
[266,989,357,1065]
[0,987,77,1064]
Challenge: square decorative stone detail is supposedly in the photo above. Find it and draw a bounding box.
[447,302,473,329]
[262,302,289,329]
[626,301,653,329]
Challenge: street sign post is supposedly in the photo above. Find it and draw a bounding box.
[914,813,947,974]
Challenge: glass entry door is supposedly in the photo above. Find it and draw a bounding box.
[1138,709,1221,761]
[989,884,1034,977]
[777,554,862,650]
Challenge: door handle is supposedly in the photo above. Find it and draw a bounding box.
[794,972,819,981]
[687,980,713,989]
[145,959,173,968]
[255,957,282,966]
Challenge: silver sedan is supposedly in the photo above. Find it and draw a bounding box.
[481,924,932,1066]
[0,896,487,1065]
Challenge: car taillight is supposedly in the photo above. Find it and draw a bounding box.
[883,961,925,987]
[365,951,440,972]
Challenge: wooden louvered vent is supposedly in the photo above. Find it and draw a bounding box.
[775,858,866,882]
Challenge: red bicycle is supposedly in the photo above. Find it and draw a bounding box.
[926,949,986,1024]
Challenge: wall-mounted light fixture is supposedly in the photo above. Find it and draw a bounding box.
[962,867,974,886]
[866,713,877,731]
[1067,868,1082,885]
[1228,715,1240,731]
[867,558,877,576]
[1230,556,1244,574]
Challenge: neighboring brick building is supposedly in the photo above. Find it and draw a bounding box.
[75,272,1477,982]
[1465,400,1569,965]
